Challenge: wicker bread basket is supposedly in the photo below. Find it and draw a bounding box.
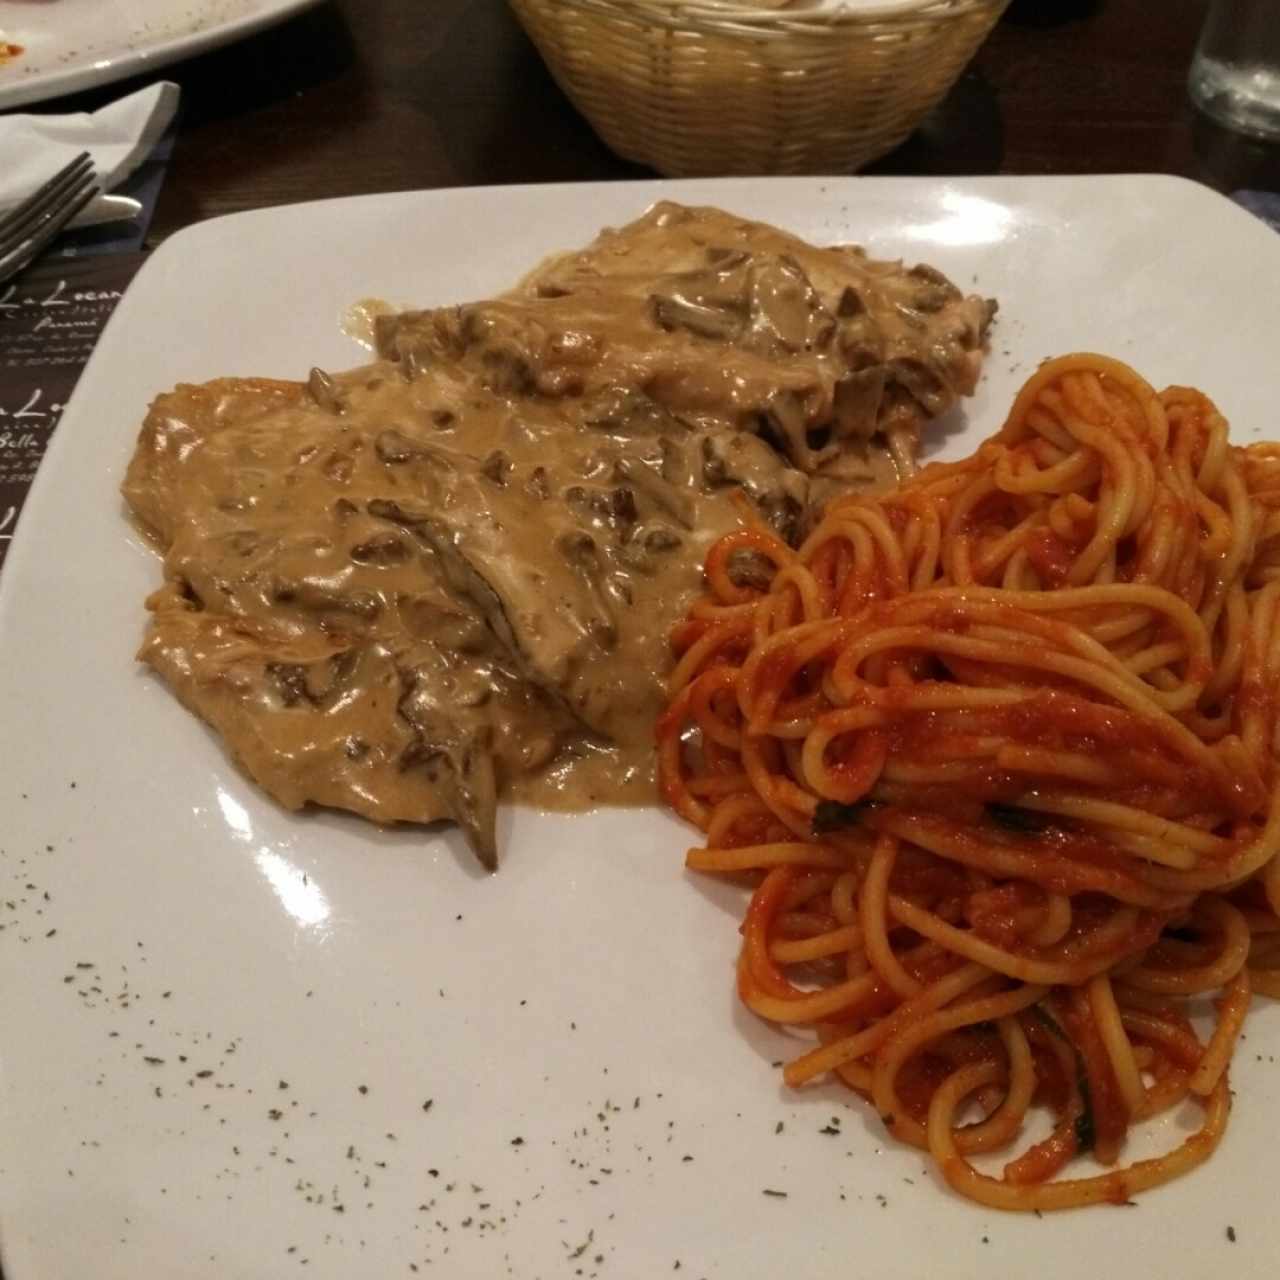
[509,0,1010,176]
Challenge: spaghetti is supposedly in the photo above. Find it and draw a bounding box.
[659,353,1280,1210]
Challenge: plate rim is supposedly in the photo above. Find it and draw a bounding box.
[3,171,1280,1279]
[0,0,322,111]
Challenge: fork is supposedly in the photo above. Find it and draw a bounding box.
[0,151,101,287]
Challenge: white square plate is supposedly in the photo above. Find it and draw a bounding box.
[0,0,318,110]
[1,177,1278,1280]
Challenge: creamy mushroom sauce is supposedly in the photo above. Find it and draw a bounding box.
[124,203,994,868]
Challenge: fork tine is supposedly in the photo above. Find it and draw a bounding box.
[1,173,99,251]
[0,151,95,241]
[0,175,100,286]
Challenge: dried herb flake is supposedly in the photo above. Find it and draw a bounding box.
[986,804,1049,834]
[813,799,872,834]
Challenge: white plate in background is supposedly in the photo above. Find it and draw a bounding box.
[0,176,1278,1279]
[0,0,319,110]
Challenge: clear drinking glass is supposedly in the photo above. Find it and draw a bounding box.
[1188,0,1280,140]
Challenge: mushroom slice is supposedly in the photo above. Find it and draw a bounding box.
[742,255,835,356]
[398,707,500,870]
[307,367,345,413]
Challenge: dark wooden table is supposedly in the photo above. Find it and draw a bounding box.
[43,0,1276,246]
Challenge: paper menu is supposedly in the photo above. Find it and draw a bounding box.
[0,252,146,569]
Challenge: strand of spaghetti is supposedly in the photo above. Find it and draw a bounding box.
[887,894,1146,986]
[740,867,807,999]
[1001,1016,1083,1185]
[1014,371,1160,578]
[830,866,862,925]
[1102,830,1200,871]
[902,494,944,590]
[922,582,1211,675]
[656,682,709,829]
[972,509,1060,582]
[1063,982,1127,1163]
[1027,893,1073,947]
[738,733,817,836]
[867,599,1211,723]
[691,773,755,804]
[1189,967,1251,1096]
[762,561,828,626]
[1198,581,1249,711]
[783,962,991,1086]
[1012,794,1230,859]
[876,812,1189,911]
[881,758,1004,786]
[667,617,753,696]
[1121,640,1193,677]
[685,842,849,873]
[738,950,880,1024]
[870,983,1047,1152]
[1242,908,1280,934]
[1200,465,1255,637]
[702,528,800,607]
[779,870,838,915]
[1087,973,1145,1117]
[702,791,775,845]
[799,506,909,598]
[770,922,864,964]
[1140,802,1280,891]
[928,1067,1229,1211]
[861,835,921,998]
[1052,908,1153,964]
[688,665,744,751]
[800,716,889,803]
[990,745,1116,788]
[1113,1010,1205,1069]
[981,1015,1039,1151]
[1135,1066,1193,1123]
[737,617,861,734]
[1265,847,1280,917]
[1122,898,1251,994]
[1249,969,1280,997]
[1003,353,1169,447]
